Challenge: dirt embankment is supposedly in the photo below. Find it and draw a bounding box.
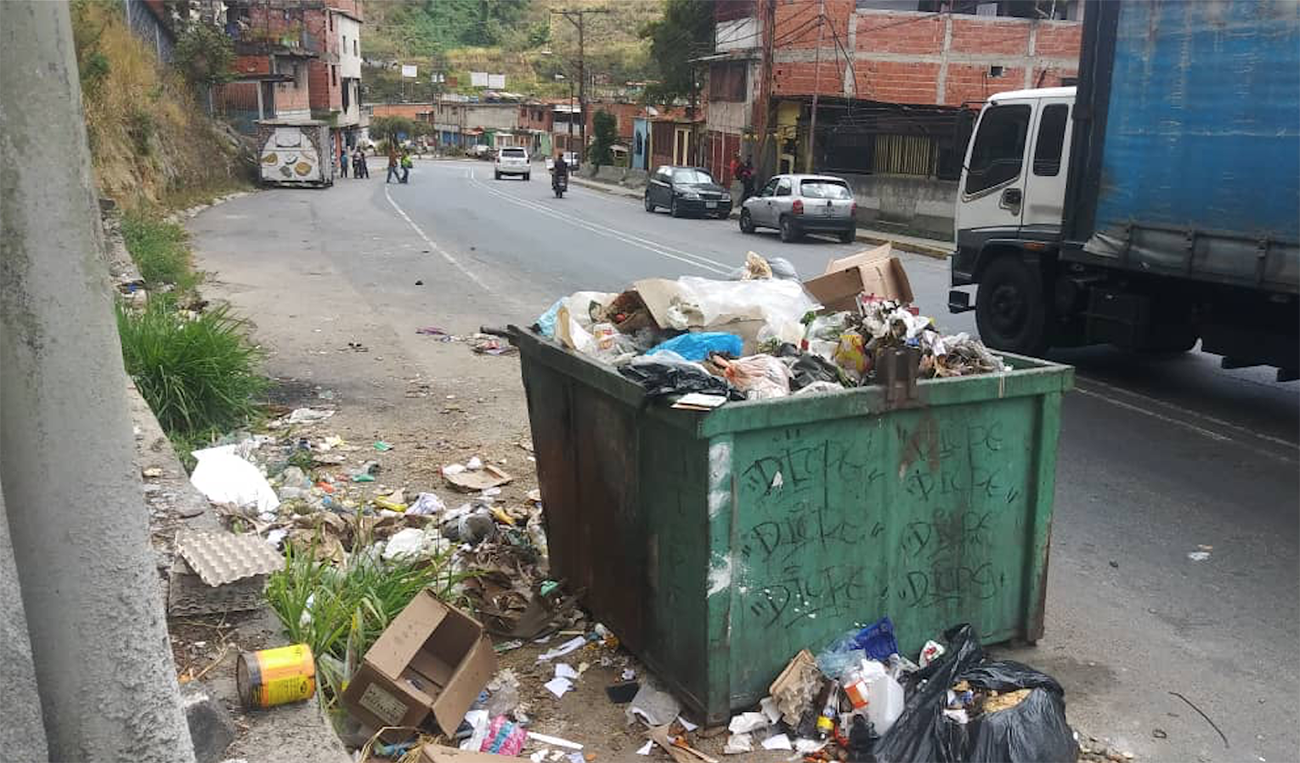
[72,2,253,208]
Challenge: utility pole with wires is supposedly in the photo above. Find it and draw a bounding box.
[807,0,826,173]
[550,7,608,166]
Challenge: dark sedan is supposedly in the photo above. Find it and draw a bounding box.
[644,166,732,219]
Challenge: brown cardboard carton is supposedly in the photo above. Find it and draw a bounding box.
[418,745,510,763]
[804,243,914,312]
[342,591,497,741]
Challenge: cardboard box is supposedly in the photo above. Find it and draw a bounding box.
[803,243,914,312]
[418,745,508,763]
[341,592,497,741]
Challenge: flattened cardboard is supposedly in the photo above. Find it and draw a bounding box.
[632,278,768,353]
[342,591,498,742]
[804,243,914,312]
[418,745,509,763]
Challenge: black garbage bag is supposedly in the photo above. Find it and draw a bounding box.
[772,343,844,390]
[966,687,1077,763]
[874,624,1078,763]
[619,357,744,400]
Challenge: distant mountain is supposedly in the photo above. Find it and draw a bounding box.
[362,0,662,102]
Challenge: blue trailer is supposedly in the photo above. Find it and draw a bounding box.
[949,0,1299,380]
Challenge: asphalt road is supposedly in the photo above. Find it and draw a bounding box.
[193,159,1298,762]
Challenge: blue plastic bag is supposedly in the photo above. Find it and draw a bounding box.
[536,299,563,338]
[853,616,900,661]
[647,332,742,362]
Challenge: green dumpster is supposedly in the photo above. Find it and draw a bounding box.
[511,327,1073,725]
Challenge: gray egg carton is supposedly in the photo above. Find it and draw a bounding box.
[175,530,284,587]
[167,557,267,616]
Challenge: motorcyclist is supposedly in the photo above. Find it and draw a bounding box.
[551,152,569,189]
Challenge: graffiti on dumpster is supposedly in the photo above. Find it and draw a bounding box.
[733,415,1025,626]
[745,562,877,628]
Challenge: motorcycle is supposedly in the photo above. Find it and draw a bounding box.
[552,170,568,198]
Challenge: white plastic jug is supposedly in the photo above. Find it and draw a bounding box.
[846,660,905,734]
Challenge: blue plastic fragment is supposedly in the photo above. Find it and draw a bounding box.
[647,332,743,362]
[853,616,900,661]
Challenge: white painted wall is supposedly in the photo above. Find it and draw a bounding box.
[337,15,361,78]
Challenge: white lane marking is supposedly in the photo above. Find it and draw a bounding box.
[1075,388,1231,442]
[383,184,492,293]
[1078,375,1297,450]
[467,171,735,275]
[1073,387,1297,464]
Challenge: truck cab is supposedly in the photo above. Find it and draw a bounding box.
[950,87,1075,355]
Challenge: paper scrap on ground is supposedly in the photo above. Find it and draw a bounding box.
[537,636,587,662]
[761,733,793,751]
[636,741,654,756]
[544,677,573,698]
[626,681,682,727]
[678,715,698,731]
[1187,550,1211,561]
[795,738,827,754]
[555,663,580,681]
[723,733,752,754]
[727,711,768,734]
[759,696,781,724]
[528,732,582,750]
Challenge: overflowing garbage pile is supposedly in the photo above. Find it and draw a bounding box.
[712,618,1079,763]
[534,247,1006,403]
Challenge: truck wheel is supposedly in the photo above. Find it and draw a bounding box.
[838,229,855,244]
[976,256,1049,356]
[739,209,755,233]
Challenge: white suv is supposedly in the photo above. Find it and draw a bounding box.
[494,147,531,181]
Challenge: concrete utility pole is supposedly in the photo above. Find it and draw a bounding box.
[0,2,196,761]
[807,0,826,173]
[552,7,608,166]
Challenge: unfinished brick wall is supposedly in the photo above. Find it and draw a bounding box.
[771,4,1082,106]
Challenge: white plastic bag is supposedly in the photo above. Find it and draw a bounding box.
[190,445,280,514]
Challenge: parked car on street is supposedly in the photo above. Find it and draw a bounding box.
[470,144,492,160]
[495,147,531,180]
[644,166,731,218]
[739,174,857,243]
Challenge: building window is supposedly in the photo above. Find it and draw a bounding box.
[353,39,358,56]
[331,66,337,86]
[709,61,747,102]
[965,104,1030,194]
[329,12,334,31]
[343,34,347,52]
[1032,104,1069,176]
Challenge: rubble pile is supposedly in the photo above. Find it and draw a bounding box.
[535,247,1007,404]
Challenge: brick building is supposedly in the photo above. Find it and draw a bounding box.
[215,0,365,162]
[703,0,1083,235]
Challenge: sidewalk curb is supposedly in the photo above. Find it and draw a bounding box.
[568,175,951,260]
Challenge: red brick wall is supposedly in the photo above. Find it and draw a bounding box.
[371,103,436,121]
[949,18,1033,55]
[233,54,271,76]
[770,4,1082,106]
[772,60,849,98]
[776,0,853,50]
[519,105,553,132]
[855,13,945,54]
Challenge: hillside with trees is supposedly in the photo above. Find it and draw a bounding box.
[361,0,663,103]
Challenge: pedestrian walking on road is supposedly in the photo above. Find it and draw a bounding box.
[386,146,401,184]
[339,147,349,178]
[400,150,413,184]
[353,148,368,179]
[739,158,756,203]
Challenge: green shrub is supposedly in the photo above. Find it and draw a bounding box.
[265,537,475,705]
[121,211,197,290]
[116,298,267,441]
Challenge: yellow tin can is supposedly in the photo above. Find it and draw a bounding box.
[236,644,316,708]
